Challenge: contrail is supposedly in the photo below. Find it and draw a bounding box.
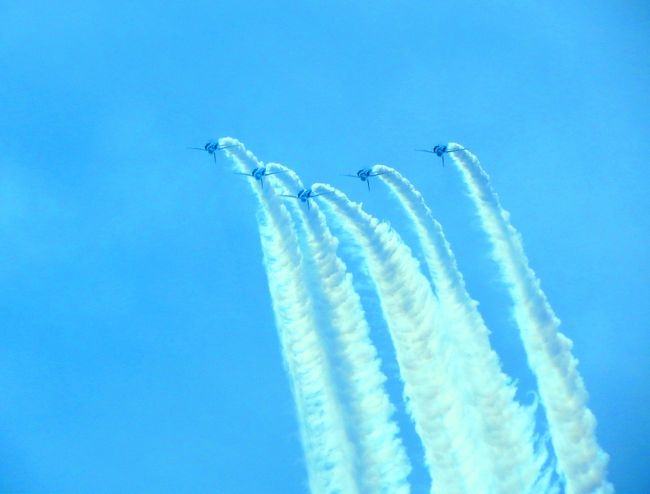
[267,164,412,493]
[375,165,551,493]
[449,146,613,494]
[312,182,486,494]
[219,138,360,494]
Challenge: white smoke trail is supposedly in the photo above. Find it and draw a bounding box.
[449,146,613,494]
[267,164,412,493]
[312,183,485,494]
[375,165,550,493]
[219,138,360,494]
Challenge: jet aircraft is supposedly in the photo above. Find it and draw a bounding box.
[342,168,389,190]
[189,140,235,162]
[234,166,286,188]
[280,188,327,209]
[415,144,466,167]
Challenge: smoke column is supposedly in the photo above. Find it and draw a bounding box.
[376,165,551,494]
[219,138,360,494]
[313,182,490,494]
[267,165,412,493]
[449,146,613,494]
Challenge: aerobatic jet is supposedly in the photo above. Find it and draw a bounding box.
[415,144,466,167]
[280,188,327,209]
[189,140,235,162]
[234,166,286,188]
[342,168,389,190]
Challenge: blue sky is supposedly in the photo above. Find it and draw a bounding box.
[1,1,649,492]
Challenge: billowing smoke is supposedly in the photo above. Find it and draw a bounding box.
[218,138,612,494]
[220,139,359,493]
[312,182,484,494]
[375,165,552,494]
[448,147,613,494]
[268,164,412,493]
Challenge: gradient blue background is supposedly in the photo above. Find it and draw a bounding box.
[1,1,648,492]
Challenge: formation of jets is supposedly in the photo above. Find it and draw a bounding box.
[191,140,466,207]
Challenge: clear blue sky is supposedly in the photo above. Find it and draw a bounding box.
[1,1,648,492]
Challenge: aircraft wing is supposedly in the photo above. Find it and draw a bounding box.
[415,149,436,154]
